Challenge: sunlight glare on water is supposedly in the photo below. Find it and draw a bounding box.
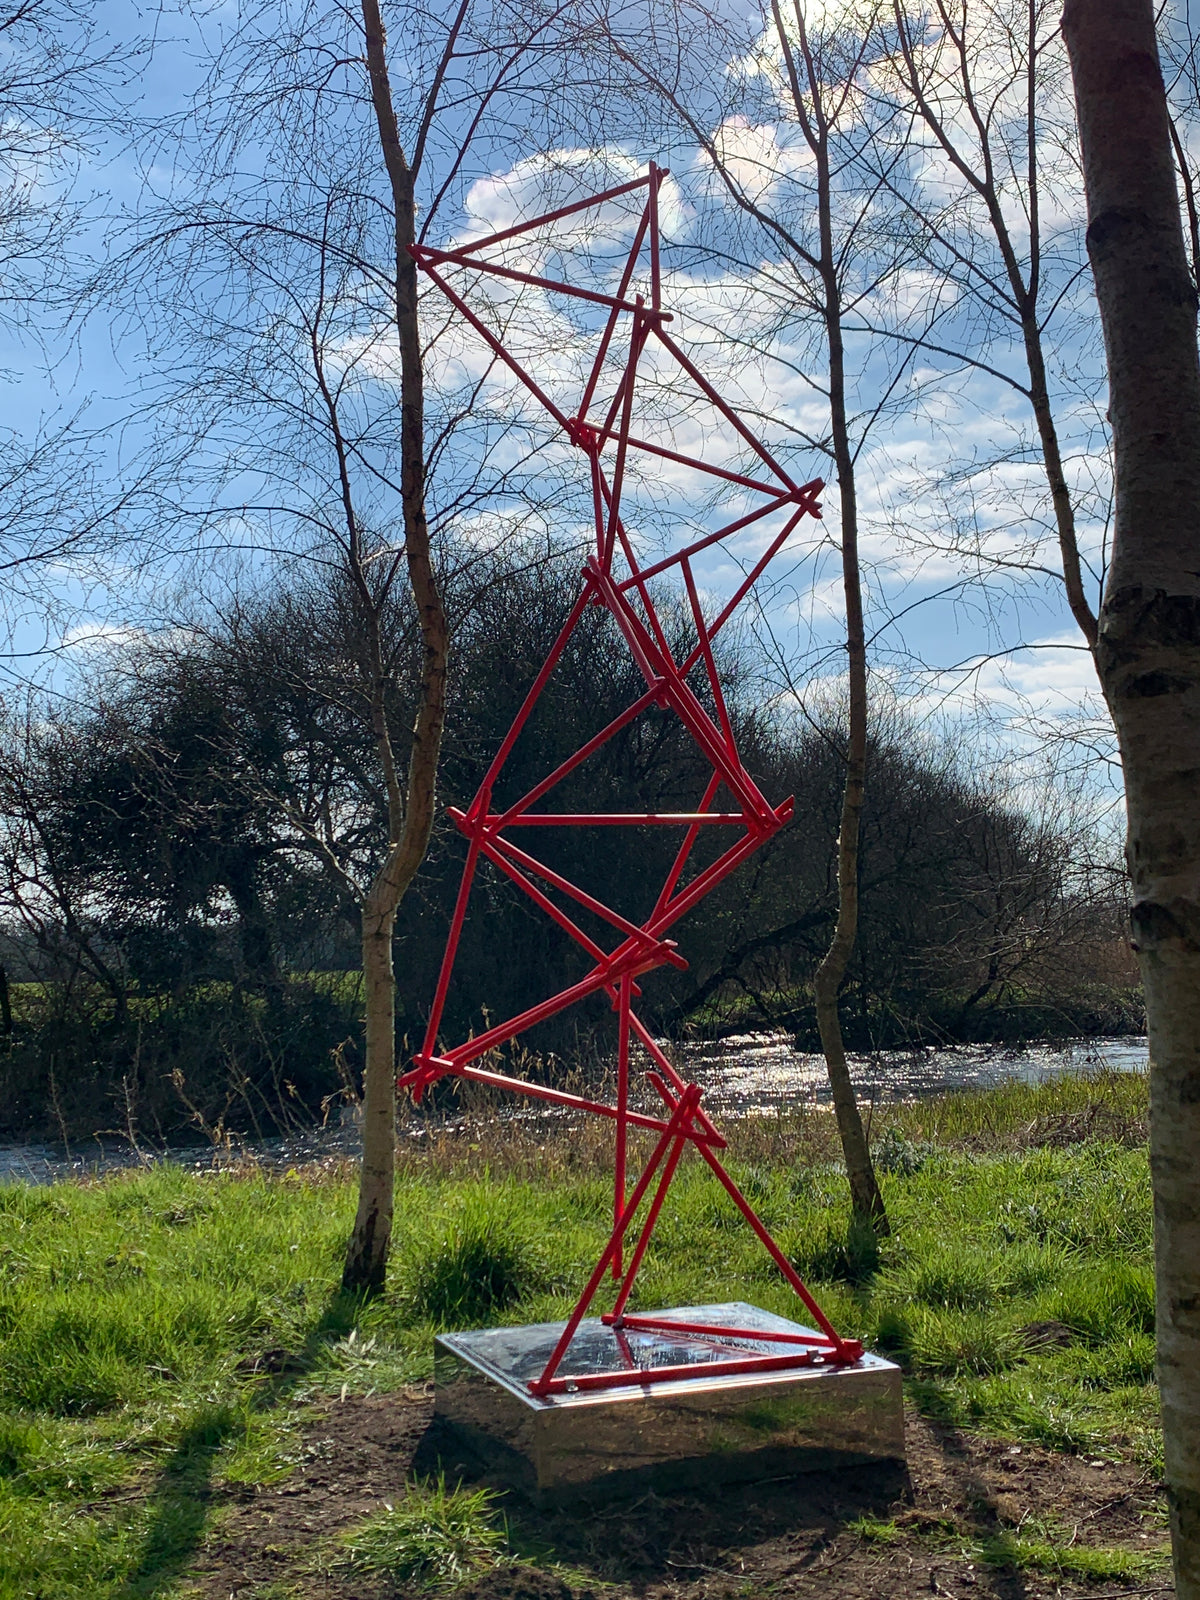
[0,1034,1148,1184]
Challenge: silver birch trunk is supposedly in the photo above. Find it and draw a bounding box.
[342,0,450,1295]
[1063,3,1200,1590]
[773,0,888,1231]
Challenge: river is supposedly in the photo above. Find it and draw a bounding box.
[0,1032,1148,1185]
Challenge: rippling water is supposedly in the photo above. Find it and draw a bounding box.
[677,1032,1149,1117]
[0,1032,1147,1185]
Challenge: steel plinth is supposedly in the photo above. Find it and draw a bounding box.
[433,1302,904,1501]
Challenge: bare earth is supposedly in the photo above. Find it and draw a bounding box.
[191,1391,1173,1600]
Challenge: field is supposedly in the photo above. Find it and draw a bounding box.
[0,1069,1173,1599]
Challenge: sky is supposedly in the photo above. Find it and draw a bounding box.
[0,0,1136,813]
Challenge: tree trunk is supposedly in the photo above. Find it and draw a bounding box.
[811,263,887,1231]
[343,906,396,1295]
[342,0,450,1295]
[769,0,888,1233]
[1063,5,1200,1592]
[811,341,888,1232]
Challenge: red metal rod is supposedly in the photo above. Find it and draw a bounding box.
[588,560,767,813]
[603,1315,839,1348]
[644,1065,725,1152]
[419,261,575,435]
[478,583,594,795]
[578,208,652,424]
[680,507,814,674]
[436,1060,723,1146]
[472,831,608,963]
[649,822,782,936]
[487,829,683,954]
[651,771,723,920]
[443,171,652,259]
[615,497,799,592]
[602,306,649,573]
[610,1118,691,1320]
[537,1350,817,1395]
[612,1324,639,1371]
[614,972,631,1280]
[594,430,795,502]
[492,681,663,829]
[502,812,745,825]
[649,161,662,313]
[682,555,737,756]
[529,1085,702,1395]
[591,466,668,651]
[696,1138,844,1343]
[647,1067,846,1346]
[584,551,663,692]
[589,446,607,560]
[651,322,799,491]
[418,831,483,1072]
[414,245,673,323]
[434,936,680,1073]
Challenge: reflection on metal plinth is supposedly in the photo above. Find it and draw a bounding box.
[434,1302,904,1501]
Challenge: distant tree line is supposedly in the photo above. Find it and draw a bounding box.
[0,543,1139,1141]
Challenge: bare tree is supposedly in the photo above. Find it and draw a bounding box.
[874,0,1101,652]
[1062,2,1200,1592]
[597,0,933,1228]
[116,0,581,1292]
[340,0,450,1294]
[0,1,147,676]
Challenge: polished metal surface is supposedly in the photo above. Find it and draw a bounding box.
[433,1302,904,1500]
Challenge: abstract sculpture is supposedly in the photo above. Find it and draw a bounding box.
[402,164,862,1395]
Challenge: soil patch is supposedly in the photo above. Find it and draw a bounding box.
[190,1390,1173,1600]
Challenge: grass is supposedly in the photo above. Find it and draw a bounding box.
[0,1068,1160,1597]
[976,1531,1165,1583]
[337,1477,506,1588]
[847,1513,1166,1584]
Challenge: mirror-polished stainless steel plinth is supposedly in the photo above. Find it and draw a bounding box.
[433,1301,903,1501]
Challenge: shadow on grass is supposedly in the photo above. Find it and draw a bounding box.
[908,1388,1037,1600]
[416,1417,910,1588]
[115,1287,367,1597]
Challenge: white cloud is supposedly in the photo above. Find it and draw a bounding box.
[702,117,814,203]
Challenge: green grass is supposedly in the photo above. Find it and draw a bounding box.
[337,1478,506,1588]
[0,1071,1160,1597]
[975,1531,1166,1583]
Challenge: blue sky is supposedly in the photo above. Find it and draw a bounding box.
[0,0,1120,807]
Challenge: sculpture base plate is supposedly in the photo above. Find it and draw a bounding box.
[432,1302,904,1502]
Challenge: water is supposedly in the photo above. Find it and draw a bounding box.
[0,1033,1148,1185]
[676,1032,1149,1118]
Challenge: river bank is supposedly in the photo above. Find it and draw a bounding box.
[0,1067,1168,1599]
[0,1032,1150,1186]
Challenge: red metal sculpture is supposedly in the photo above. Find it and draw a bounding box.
[401,165,862,1394]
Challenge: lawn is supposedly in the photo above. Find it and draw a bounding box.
[0,1067,1167,1598]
